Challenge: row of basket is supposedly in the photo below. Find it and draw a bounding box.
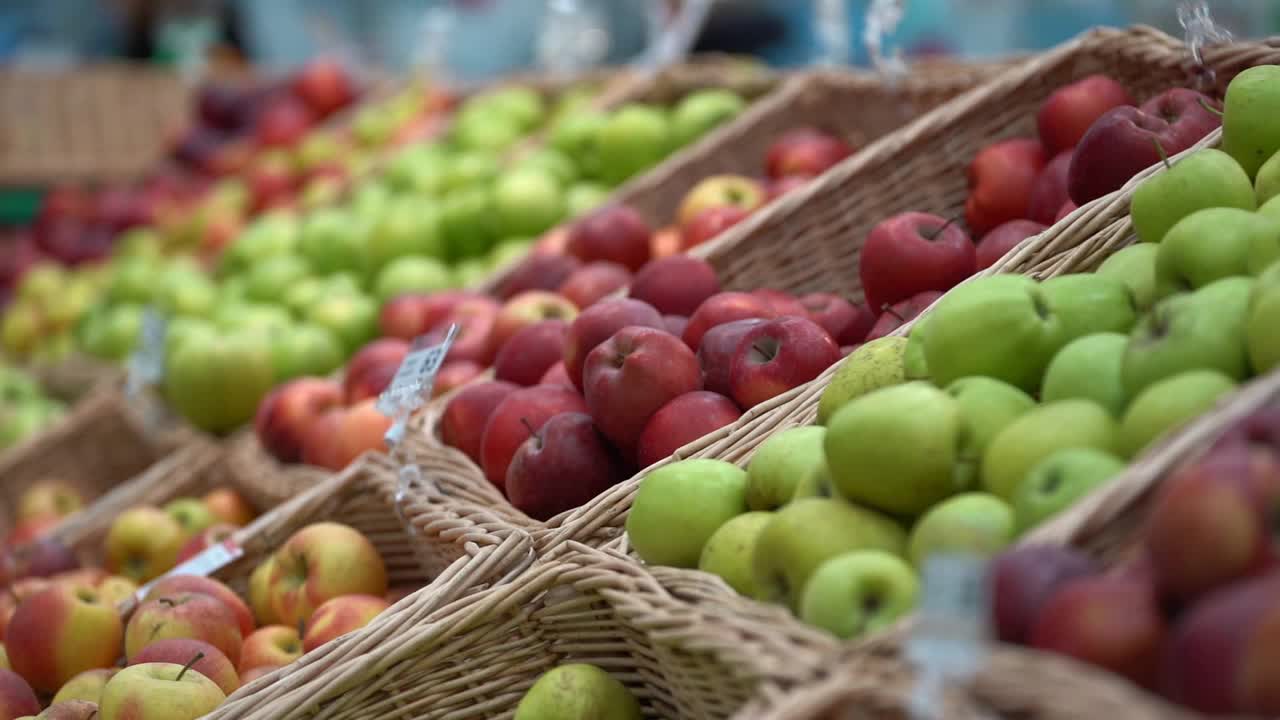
[4,25,1280,718]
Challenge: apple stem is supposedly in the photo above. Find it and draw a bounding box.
[518,417,543,449]
[158,597,176,608]
[880,304,907,323]
[1150,137,1172,170]
[177,652,205,682]
[298,618,307,639]
[1197,97,1224,117]
[920,215,962,242]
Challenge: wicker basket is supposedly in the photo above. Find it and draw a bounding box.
[205,540,834,719]
[23,353,121,404]
[218,429,335,514]
[0,379,185,538]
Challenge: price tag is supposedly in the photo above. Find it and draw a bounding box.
[133,539,244,603]
[125,307,168,397]
[377,324,458,450]
[863,0,907,82]
[905,553,991,720]
[1178,1,1233,80]
[815,0,850,67]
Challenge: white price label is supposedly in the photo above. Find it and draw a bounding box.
[906,553,991,720]
[126,307,169,396]
[134,539,244,603]
[816,0,850,67]
[1178,1,1232,76]
[377,324,458,449]
[863,0,907,81]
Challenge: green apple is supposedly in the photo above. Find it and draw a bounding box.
[825,382,961,515]
[352,105,397,147]
[350,181,393,225]
[269,323,344,382]
[745,426,826,510]
[1122,276,1253,396]
[982,399,1118,500]
[2,301,43,357]
[94,303,145,361]
[944,376,1036,492]
[1096,243,1159,312]
[626,459,748,568]
[1255,149,1280,205]
[0,366,42,403]
[385,142,449,192]
[165,330,275,434]
[1118,370,1237,458]
[299,207,371,279]
[752,498,906,610]
[515,148,579,186]
[1262,195,1280,223]
[115,227,163,260]
[670,89,747,148]
[453,258,491,288]
[244,254,312,305]
[494,168,566,238]
[488,237,536,272]
[902,315,930,381]
[595,104,671,186]
[367,197,445,270]
[1013,448,1126,534]
[1040,272,1138,346]
[157,274,218,319]
[374,256,454,305]
[907,492,1014,568]
[798,550,918,640]
[218,211,299,278]
[164,317,216,368]
[17,262,66,304]
[565,182,611,218]
[215,302,291,335]
[440,152,500,194]
[549,111,607,180]
[697,511,773,598]
[453,113,524,153]
[514,664,640,720]
[791,459,835,501]
[99,661,226,720]
[440,187,497,261]
[0,402,63,448]
[478,86,545,131]
[1131,148,1255,244]
[108,256,160,305]
[305,293,378,356]
[1222,65,1280,178]
[1154,207,1280,298]
[1248,261,1280,372]
[295,128,344,171]
[923,275,1059,393]
[816,336,906,424]
[1041,332,1129,417]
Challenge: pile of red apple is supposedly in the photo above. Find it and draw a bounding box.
[992,405,1280,715]
[0,515,393,720]
[855,74,1222,336]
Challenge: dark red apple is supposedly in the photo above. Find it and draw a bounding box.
[628,255,721,317]
[565,205,653,271]
[865,290,943,341]
[493,319,570,387]
[291,57,357,117]
[682,292,775,351]
[495,253,582,300]
[800,292,875,346]
[965,139,1049,237]
[254,96,316,148]
[440,380,520,464]
[990,545,1099,644]
[1027,150,1073,225]
[975,220,1047,271]
[557,262,631,309]
[479,386,588,490]
[859,211,976,313]
[505,413,625,520]
[562,298,665,390]
[681,206,751,250]
[697,318,767,397]
[728,316,840,409]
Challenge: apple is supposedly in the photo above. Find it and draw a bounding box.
[493,169,565,240]
[146,575,255,640]
[1256,148,1280,205]
[583,326,703,456]
[697,511,773,598]
[239,625,302,673]
[966,138,1048,237]
[293,57,356,116]
[255,95,315,147]
[495,253,582,300]
[268,522,388,627]
[51,668,115,705]
[434,360,485,397]
[565,205,653,272]
[983,399,1119,501]
[907,491,1015,568]
[3,538,79,581]
[1249,262,1280,374]
[490,291,579,361]
[1026,150,1073,225]
[815,336,908,424]
[164,499,218,542]
[557,262,631,309]
[991,545,1099,643]
[799,550,918,639]
[727,316,840,409]
[676,175,765,227]
[479,385,589,491]
[745,426,826,511]
[628,255,720,317]
[343,338,411,405]
[766,175,810,201]
[506,412,625,520]
[514,664,641,720]
[1156,208,1278,298]
[301,594,390,653]
[1122,276,1253,397]
[975,220,1046,271]
[1055,200,1077,222]
[306,293,378,357]
[860,212,976,313]
[635,391,742,470]
[799,293,873,346]
[765,127,854,179]
[440,381,520,464]
[563,298,665,389]
[431,296,500,366]
[175,524,237,565]
[104,507,185,583]
[1041,332,1129,417]
[1222,65,1280,178]
[99,660,226,720]
[1037,74,1134,154]
[129,638,239,696]
[373,257,452,306]
[1119,370,1236,459]
[125,591,243,666]
[1013,448,1126,533]
[1069,89,1222,205]
[378,293,444,341]
[1096,243,1160,312]
[254,377,344,463]
[594,103,671,186]
[0,669,39,719]
[7,584,123,692]
[670,89,746,147]
[17,482,83,523]
[165,330,277,435]
[626,459,747,568]
[681,292,775,351]
[515,148,578,186]
[538,362,574,388]
[680,206,751,250]
[1132,149,1256,246]
[314,399,394,471]
[493,320,570,387]
[248,559,277,627]
[864,290,941,342]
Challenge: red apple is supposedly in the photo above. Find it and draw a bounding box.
[859,211,976,313]
[328,399,395,471]
[765,128,854,179]
[6,517,61,547]
[751,289,808,319]
[495,253,582,300]
[636,391,742,469]
[681,206,751,250]
[662,315,689,338]
[728,316,840,409]
[302,594,389,652]
[343,338,411,405]
[245,151,296,212]
[441,380,520,464]
[427,296,500,365]
[489,291,578,361]
[1068,90,1221,205]
[203,488,255,528]
[697,318,767,397]
[767,175,810,201]
[539,362,573,388]
[1055,200,1077,222]
[682,292,775,351]
[1037,74,1135,154]
[676,175,765,229]
[125,591,243,666]
[628,255,721,317]
[975,220,1047,271]
[583,326,703,455]
[378,292,471,341]
[800,292,875,346]
[965,139,1049,237]
[557,262,631,309]
[479,385,589,490]
[506,413,626,520]
[300,406,346,470]
[865,290,943,341]
[254,96,315,148]
[291,58,357,117]
[3,538,79,582]
[562,298,665,390]
[433,360,485,398]
[493,319,571,387]
[0,669,39,719]
[239,626,302,674]
[1027,150,1074,225]
[991,545,1100,644]
[145,574,255,640]
[565,205,653,271]
[129,638,240,696]
[254,378,344,463]
[175,523,237,565]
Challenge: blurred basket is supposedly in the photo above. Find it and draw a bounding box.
[22,353,121,405]
[218,429,334,514]
[0,64,190,186]
[205,540,833,719]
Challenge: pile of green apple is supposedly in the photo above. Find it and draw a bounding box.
[624,64,1280,642]
[514,663,641,720]
[0,365,67,452]
[1,263,109,365]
